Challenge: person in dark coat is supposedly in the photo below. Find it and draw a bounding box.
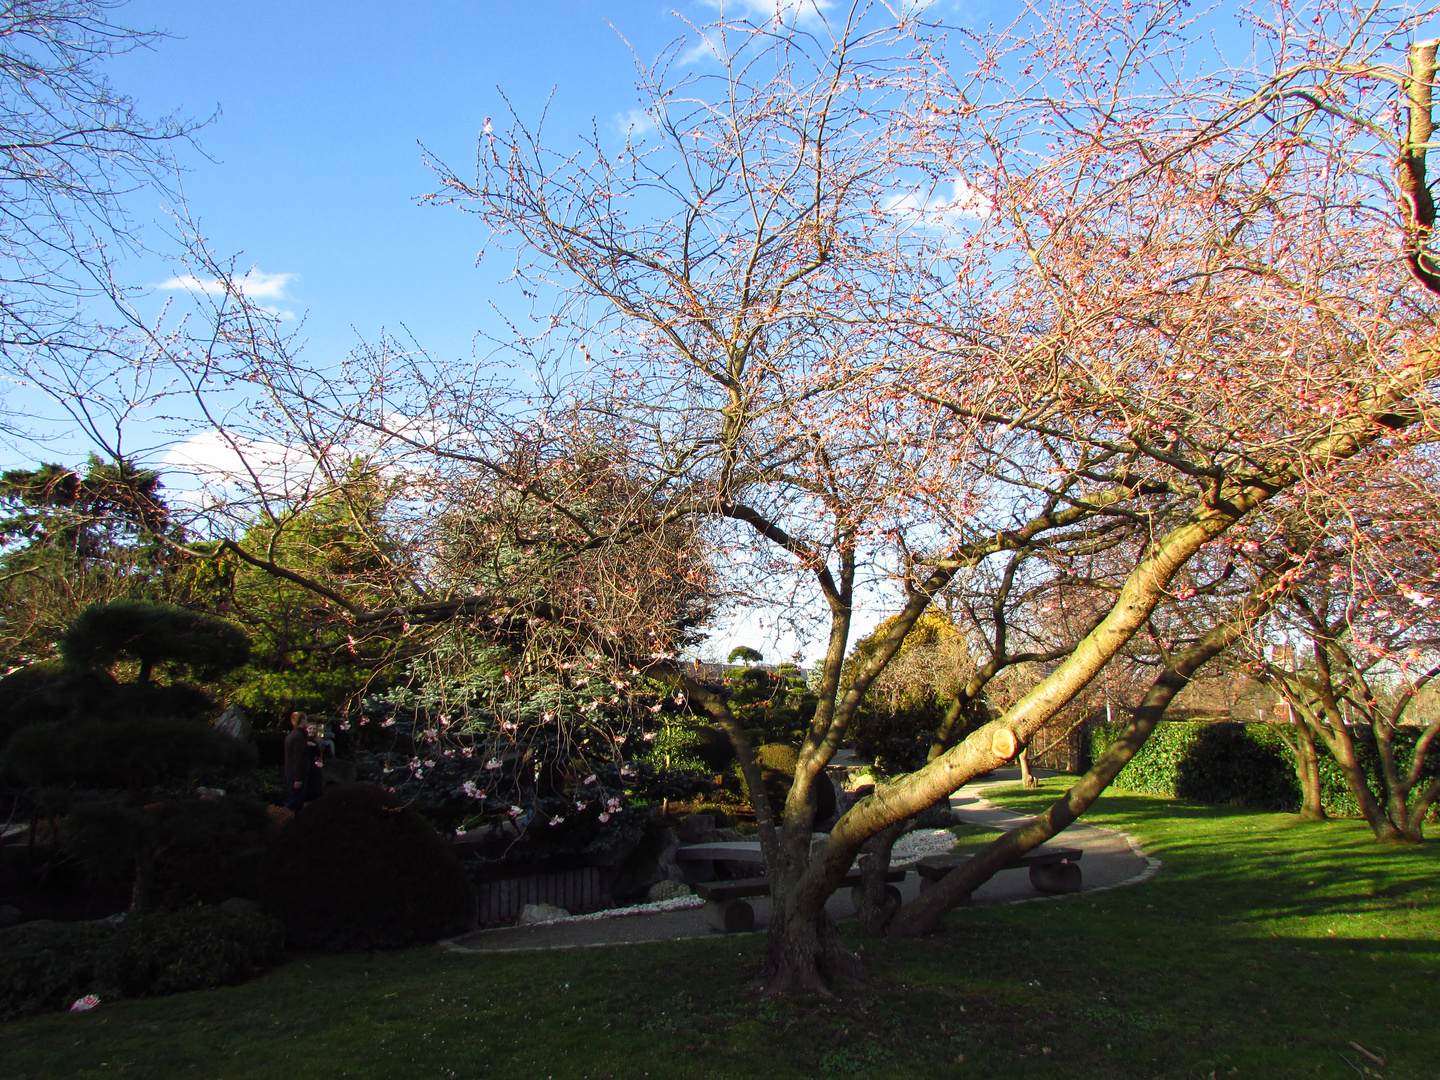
[283,711,311,813]
[305,718,325,800]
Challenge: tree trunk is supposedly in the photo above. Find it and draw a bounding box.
[1322,722,1402,841]
[1019,748,1038,788]
[762,859,865,993]
[130,845,154,913]
[856,819,907,935]
[887,595,1269,938]
[1289,717,1326,821]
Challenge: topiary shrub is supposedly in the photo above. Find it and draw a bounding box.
[59,600,250,684]
[732,743,835,823]
[257,783,476,951]
[148,797,275,909]
[0,907,284,1020]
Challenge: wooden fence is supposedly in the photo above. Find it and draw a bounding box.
[474,866,613,925]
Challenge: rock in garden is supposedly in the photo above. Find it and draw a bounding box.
[517,903,570,924]
[214,705,251,742]
[646,880,692,902]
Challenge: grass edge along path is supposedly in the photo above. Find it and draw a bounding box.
[2,781,1437,1079]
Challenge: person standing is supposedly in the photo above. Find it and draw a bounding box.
[283,711,311,813]
[305,718,326,801]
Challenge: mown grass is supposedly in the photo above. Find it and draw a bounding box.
[2,780,1437,1079]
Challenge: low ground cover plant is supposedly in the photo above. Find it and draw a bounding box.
[0,907,283,1021]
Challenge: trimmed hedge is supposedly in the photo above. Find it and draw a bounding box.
[0,907,284,1020]
[1091,720,1440,818]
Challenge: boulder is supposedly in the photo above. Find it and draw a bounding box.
[0,904,20,928]
[675,814,716,843]
[214,705,251,743]
[646,880,692,902]
[605,821,681,900]
[517,902,570,925]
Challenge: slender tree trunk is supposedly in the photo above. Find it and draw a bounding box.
[130,846,154,914]
[1288,717,1327,821]
[1019,748,1038,788]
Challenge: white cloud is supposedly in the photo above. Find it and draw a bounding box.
[161,428,322,506]
[697,0,835,24]
[678,1,837,65]
[882,177,992,228]
[617,108,657,137]
[156,268,299,319]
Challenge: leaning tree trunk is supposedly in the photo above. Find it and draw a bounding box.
[1019,748,1038,788]
[887,593,1272,937]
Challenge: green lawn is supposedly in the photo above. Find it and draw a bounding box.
[3,780,1437,1079]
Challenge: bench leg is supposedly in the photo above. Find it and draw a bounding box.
[1029,861,1082,894]
[702,898,755,933]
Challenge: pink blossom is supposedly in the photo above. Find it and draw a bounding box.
[485,758,502,770]
[507,805,523,819]
[548,815,565,826]
[381,718,396,728]
[583,774,598,785]
[598,812,611,823]
[70,995,100,1012]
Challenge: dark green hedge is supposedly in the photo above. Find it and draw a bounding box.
[1091,721,1439,818]
[0,907,284,1020]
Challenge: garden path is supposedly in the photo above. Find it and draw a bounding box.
[441,769,1158,954]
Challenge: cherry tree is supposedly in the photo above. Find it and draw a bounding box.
[138,1,1440,991]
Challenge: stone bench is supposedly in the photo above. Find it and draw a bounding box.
[913,845,1083,898]
[694,867,907,933]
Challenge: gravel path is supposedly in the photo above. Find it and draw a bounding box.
[441,768,1158,954]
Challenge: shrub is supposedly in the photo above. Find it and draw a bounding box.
[59,600,250,683]
[1,715,254,788]
[257,783,476,951]
[1091,720,1440,817]
[647,721,735,774]
[0,907,284,1020]
[148,797,275,908]
[732,743,836,822]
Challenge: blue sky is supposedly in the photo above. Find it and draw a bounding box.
[96,0,918,663]
[109,1,713,367]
